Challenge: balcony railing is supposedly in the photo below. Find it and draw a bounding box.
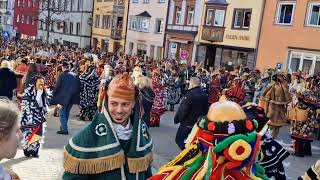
[111,28,122,40]
[167,24,198,33]
[201,25,225,42]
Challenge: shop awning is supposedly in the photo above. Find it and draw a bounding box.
[136,11,151,18]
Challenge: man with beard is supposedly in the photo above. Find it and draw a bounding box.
[63,72,153,180]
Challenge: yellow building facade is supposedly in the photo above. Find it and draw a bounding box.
[91,0,129,53]
[195,0,265,70]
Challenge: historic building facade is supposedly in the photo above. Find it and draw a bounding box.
[91,0,129,53]
[256,0,320,75]
[164,0,204,64]
[13,0,39,39]
[196,0,265,70]
[125,0,169,60]
[37,0,93,48]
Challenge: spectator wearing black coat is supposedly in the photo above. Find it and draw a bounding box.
[138,76,155,127]
[50,61,80,135]
[174,77,209,150]
[0,61,17,99]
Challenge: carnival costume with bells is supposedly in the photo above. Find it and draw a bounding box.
[63,73,153,180]
[149,101,269,180]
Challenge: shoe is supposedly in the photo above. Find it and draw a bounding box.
[23,150,31,157]
[30,150,39,158]
[57,130,69,135]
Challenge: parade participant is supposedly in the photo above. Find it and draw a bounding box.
[243,103,289,179]
[253,73,270,104]
[22,63,40,91]
[0,61,17,100]
[21,76,49,157]
[63,72,153,179]
[174,77,208,150]
[290,81,319,157]
[150,69,166,127]
[150,101,269,180]
[131,66,143,85]
[137,76,155,127]
[260,74,291,139]
[226,77,246,105]
[15,58,28,96]
[241,73,254,104]
[208,74,220,104]
[79,65,100,121]
[50,61,80,135]
[298,160,320,180]
[0,98,23,180]
[164,70,181,111]
[45,59,57,90]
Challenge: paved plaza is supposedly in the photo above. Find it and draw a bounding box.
[1,106,320,180]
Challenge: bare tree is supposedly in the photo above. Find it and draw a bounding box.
[39,0,69,45]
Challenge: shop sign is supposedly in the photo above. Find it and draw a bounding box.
[225,34,250,41]
[171,43,177,54]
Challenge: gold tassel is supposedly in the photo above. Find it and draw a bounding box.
[127,152,153,173]
[63,149,125,174]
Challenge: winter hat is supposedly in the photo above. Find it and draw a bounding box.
[107,72,135,101]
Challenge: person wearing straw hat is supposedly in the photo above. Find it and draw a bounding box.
[63,72,153,180]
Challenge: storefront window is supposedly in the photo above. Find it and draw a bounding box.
[221,49,248,68]
[302,59,313,75]
[290,57,300,72]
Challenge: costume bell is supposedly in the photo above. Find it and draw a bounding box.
[150,100,269,180]
[63,73,153,180]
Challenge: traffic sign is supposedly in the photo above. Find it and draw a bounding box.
[180,50,189,60]
[277,63,282,70]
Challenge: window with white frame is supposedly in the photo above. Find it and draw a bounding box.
[175,7,182,24]
[206,9,214,25]
[31,16,35,25]
[28,0,31,7]
[276,2,295,25]
[95,15,100,27]
[21,15,24,23]
[306,2,320,26]
[16,15,20,23]
[142,18,149,32]
[155,19,163,33]
[18,0,21,6]
[143,0,149,4]
[130,16,137,30]
[233,9,252,29]
[102,15,110,29]
[32,0,36,7]
[214,10,225,27]
[132,0,138,3]
[26,15,30,24]
[187,7,194,25]
[130,16,149,32]
[76,22,80,35]
[159,0,165,3]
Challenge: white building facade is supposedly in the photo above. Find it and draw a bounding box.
[0,0,14,36]
[125,0,169,60]
[37,0,93,48]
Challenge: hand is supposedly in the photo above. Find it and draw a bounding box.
[56,104,62,109]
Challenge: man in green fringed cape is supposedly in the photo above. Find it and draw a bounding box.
[63,72,153,180]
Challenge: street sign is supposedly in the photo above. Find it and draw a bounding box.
[277,63,282,70]
[180,50,189,60]
[171,43,177,53]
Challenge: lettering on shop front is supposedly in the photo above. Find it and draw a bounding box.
[225,34,250,41]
